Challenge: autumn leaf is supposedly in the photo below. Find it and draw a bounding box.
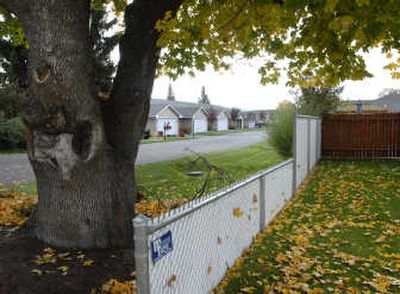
[57,266,69,276]
[0,186,37,227]
[31,269,43,276]
[101,278,136,294]
[233,207,244,218]
[83,260,95,267]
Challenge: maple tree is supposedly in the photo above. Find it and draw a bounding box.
[0,0,400,248]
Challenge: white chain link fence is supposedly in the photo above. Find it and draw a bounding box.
[134,115,321,294]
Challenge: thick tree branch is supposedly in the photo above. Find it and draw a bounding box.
[103,0,183,157]
[112,0,183,104]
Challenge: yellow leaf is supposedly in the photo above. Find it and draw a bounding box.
[240,287,256,293]
[167,274,177,287]
[58,266,69,272]
[83,260,95,267]
[31,269,43,276]
[233,207,244,218]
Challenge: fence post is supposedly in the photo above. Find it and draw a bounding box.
[307,118,311,173]
[133,215,151,294]
[292,113,297,196]
[259,176,266,231]
[317,118,321,161]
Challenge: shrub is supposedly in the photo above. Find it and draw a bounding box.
[0,117,26,150]
[268,102,294,157]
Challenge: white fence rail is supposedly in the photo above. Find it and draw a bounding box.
[134,115,321,294]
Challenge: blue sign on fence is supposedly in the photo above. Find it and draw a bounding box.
[151,230,173,264]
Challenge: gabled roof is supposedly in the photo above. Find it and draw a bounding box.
[372,92,400,113]
[341,93,400,113]
[150,99,210,118]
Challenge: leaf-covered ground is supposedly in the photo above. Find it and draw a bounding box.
[215,160,400,294]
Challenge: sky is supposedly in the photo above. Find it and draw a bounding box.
[151,48,400,111]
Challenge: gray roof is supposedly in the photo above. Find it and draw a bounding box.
[371,93,400,113]
[345,93,400,113]
[149,99,205,118]
[150,99,227,118]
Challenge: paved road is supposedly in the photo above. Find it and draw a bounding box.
[0,131,266,184]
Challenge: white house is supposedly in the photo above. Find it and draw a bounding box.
[146,104,180,136]
[216,111,229,131]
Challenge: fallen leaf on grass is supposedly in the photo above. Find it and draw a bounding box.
[83,260,95,267]
[57,266,69,276]
[0,187,37,227]
[240,286,256,293]
[31,269,43,276]
[101,278,136,294]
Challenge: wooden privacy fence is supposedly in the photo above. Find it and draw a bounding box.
[322,113,400,158]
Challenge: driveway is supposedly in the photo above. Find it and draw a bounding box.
[0,131,266,184]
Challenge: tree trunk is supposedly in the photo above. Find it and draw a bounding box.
[8,0,182,248]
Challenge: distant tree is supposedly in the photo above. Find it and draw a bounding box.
[230,108,240,122]
[167,83,176,101]
[0,10,28,88]
[198,86,210,105]
[0,84,26,150]
[90,7,119,94]
[268,101,294,157]
[207,106,218,131]
[0,84,25,119]
[378,88,400,97]
[296,86,342,117]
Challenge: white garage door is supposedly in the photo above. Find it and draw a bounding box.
[217,118,228,131]
[157,118,179,136]
[193,119,207,133]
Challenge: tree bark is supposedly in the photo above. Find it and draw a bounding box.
[9,0,182,248]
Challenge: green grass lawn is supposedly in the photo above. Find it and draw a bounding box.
[216,160,400,293]
[140,136,189,144]
[196,128,265,137]
[0,149,26,155]
[136,140,283,200]
[11,141,284,200]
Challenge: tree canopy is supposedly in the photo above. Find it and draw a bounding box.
[2,1,400,88]
[156,0,400,86]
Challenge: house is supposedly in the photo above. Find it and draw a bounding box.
[146,102,181,136]
[338,92,400,114]
[170,101,208,134]
[216,111,229,131]
[370,92,400,113]
[338,101,387,114]
[238,110,274,128]
[202,105,230,131]
[147,99,208,135]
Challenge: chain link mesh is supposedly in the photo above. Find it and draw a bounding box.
[147,180,260,293]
